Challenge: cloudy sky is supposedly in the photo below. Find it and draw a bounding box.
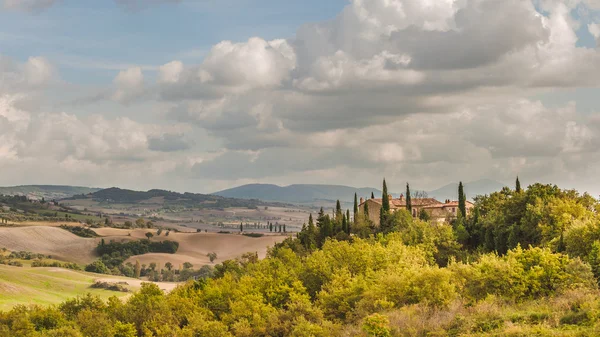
[1,0,600,195]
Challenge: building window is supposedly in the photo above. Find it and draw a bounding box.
[452,208,456,213]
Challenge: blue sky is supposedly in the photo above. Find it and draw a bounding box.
[1,0,600,195]
[1,0,347,84]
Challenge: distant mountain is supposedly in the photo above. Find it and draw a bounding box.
[214,179,507,205]
[0,185,101,200]
[75,187,285,209]
[214,184,383,204]
[426,179,507,201]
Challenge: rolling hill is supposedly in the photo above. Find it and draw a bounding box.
[214,179,507,204]
[0,185,101,200]
[69,187,288,209]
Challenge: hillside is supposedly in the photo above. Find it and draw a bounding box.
[214,179,506,204]
[74,187,286,209]
[0,185,101,200]
[0,265,175,310]
[214,184,381,203]
[0,226,98,264]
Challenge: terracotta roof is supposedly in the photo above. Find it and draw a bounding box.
[441,201,474,207]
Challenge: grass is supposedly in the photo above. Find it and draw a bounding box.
[0,264,131,311]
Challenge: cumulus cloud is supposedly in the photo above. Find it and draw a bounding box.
[5,0,600,194]
[0,55,56,92]
[111,67,145,103]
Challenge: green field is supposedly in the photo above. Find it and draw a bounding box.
[0,264,130,310]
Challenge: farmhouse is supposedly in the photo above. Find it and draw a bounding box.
[358,194,474,225]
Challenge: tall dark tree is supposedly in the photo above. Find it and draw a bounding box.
[341,213,347,234]
[335,200,342,220]
[458,181,466,218]
[381,179,390,213]
[371,192,375,199]
[363,202,369,217]
[353,193,359,223]
[346,209,351,234]
[516,176,522,193]
[406,183,412,213]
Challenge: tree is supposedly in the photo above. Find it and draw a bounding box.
[381,179,390,213]
[346,209,351,234]
[240,222,243,232]
[371,192,375,199]
[183,262,193,269]
[134,260,141,278]
[406,183,412,213]
[145,232,154,240]
[335,200,342,220]
[269,222,273,232]
[341,213,347,234]
[85,260,108,274]
[135,218,145,228]
[516,176,522,193]
[364,202,369,217]
[458,182,466,218]
[207,252,217,263]
[165,262,173,271]
[418,208,430,221]
[354,193,359,223]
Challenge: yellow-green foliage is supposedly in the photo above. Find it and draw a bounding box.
[0,234,597,336]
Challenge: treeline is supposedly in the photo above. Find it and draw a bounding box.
[59,225,98,238]
[84,239,180,276]
[96,239,179,256]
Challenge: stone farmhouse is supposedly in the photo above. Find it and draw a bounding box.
[358,194,474,226]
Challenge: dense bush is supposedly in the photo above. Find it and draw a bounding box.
[59,225,98,238]
[31,260,81,270]
[96,239,179,257]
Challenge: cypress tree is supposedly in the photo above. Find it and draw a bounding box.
[381,179,390,212]
[364,202,369,216]
[458,181,466,218]
[353,193,359,223]
[406,183,412,213]
[371,192,375,199]
[335,200,342,220]
[341,213,347,234]
[346,209,351,234]
[516,176,522,193]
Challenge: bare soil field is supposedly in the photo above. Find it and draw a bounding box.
[117,230,288,268]
[0,225,288,269]
[0,226,97,264]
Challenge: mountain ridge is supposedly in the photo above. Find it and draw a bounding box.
[213,179,508,204]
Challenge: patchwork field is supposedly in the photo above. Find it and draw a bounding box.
[96,228,288,267]
[0,225,288,268]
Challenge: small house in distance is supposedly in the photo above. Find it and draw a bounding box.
[358,194,474,226]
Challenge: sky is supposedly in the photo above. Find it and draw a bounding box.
[1,0,600,195]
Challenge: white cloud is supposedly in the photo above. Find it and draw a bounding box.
[111,67,145,103]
